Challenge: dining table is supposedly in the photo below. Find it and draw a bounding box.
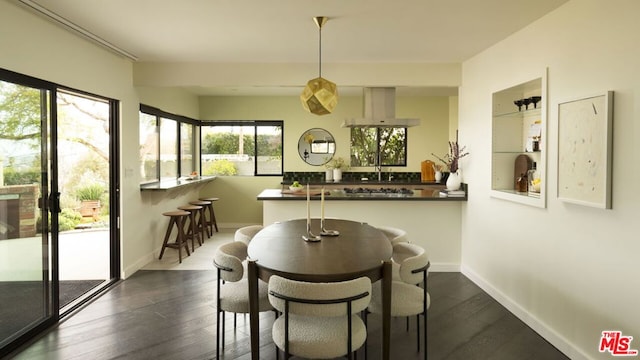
[247,217,393,360]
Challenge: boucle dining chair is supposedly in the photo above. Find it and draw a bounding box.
[233,224,263,245]
[376,225,409,245]
[376,225,410,281]
[268,275,372,360]
[213,241,272,359]
[367,242,430,360]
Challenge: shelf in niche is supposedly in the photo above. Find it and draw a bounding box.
[493,108,542,118]
[491,71,547,208]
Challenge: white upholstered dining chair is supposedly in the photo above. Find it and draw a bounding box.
[268,275,372,360]
[367,242,430,360]
[233,224,263,245]
[213,241,272,359]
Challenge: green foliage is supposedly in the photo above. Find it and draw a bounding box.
[201,132,281,156]
[350,127,406,166]
[75,183,105,201]
[0,82,42,143]
[203,159,237,176]
[59,208,83,231]
[36,208,83,232]
[3,168,40,185]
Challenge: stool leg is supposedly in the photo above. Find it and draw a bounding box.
[210,204,218,232]
[178,216,191,260]
[159,217,176,260]
[198,208,210,241]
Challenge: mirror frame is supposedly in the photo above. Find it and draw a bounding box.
[298,128,336,166]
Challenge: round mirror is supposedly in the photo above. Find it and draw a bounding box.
[298,128,336,166]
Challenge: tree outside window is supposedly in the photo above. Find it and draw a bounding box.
[350,127,406,167]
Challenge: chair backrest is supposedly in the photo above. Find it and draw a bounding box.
[213,241,247,282]
[393,243,430,285]
[234,225,264,245]
[376,225,409,245]
[268,275,371,317]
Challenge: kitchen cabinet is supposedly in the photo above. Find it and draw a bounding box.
[491,74,547,208]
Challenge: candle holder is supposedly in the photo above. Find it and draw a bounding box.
[303,221,322,242]
[320,218,340,236]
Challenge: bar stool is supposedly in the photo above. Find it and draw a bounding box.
[198,197,219,234]
[178,204,203,251]
[189,200,212,239]
[159,210,191,263]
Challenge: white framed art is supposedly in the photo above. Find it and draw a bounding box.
[557,91,613,209]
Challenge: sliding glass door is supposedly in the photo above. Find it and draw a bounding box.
[0,69,120,357]
[0,76,54,353]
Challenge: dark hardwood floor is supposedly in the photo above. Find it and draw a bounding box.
[9,271,569,360]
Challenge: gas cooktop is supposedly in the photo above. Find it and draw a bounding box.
[342,187,414,195]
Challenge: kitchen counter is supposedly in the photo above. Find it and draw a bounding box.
[259,183,467,201]
[140,175,216,191]
[257,185,464,271]
[258,188,465,201]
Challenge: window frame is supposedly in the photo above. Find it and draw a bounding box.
[139,104,198,184]
[350,126,408,167]
[199,120,283,176]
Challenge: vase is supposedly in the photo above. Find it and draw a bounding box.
[333,168,342,182]
[446,171,461,191]
[434,171,442,183]
[325,169,333,182]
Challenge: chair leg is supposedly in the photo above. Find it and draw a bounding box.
[221,310,226,351]
[216,309,221,359]
[417,314,420,352]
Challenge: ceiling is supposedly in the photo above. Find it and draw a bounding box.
[17,0,568,96]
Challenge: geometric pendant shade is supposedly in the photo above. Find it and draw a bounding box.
[300,16,338,115]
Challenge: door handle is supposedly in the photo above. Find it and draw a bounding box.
[48,192,61,213]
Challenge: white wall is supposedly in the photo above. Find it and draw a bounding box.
[0,2,204,279]
[458,1,640,359]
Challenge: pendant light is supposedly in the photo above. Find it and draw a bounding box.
[300,16,338,115]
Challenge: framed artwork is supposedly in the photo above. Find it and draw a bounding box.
[557,91,613,209]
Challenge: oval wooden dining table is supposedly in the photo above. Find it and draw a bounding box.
[247,218,394,360]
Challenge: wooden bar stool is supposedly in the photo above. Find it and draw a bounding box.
[189,200,211,240]
[178,204,203,251]
[159,210,191,263]
[198,197,219,234]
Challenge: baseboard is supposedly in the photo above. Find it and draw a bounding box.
[122,251,156,279]
[461,265,591,360]
[429,263,460,272]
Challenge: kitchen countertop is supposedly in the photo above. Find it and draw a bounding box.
[257,187,467,201]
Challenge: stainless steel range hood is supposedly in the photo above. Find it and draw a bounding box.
[342,87,420,128]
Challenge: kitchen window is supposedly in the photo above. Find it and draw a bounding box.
[139,105,197,184]
[200,121,283,176]
[350,127,407,167]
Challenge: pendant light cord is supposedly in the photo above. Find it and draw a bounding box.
[318,26,322,78]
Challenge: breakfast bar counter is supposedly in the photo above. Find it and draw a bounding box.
[257,184,465,271]
[257,187,466,201]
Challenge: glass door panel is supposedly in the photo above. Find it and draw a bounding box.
[56,90,111,310]
[0,80,52,349]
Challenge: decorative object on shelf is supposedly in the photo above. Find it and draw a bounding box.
[435,170,443,183]
[514,99,525,111]
[446,170,462,191]
[558,91,613,209]
[530,96,542,108]
[431,130,469,173]
[300,16,338,115]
